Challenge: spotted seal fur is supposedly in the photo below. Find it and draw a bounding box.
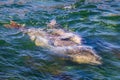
[4,20,102,65]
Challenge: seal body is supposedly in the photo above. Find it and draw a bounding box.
[25,27,101,65]
[50,46,101,64]
[4,21,102,65]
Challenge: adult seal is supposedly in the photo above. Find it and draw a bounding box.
[4,20,102,65]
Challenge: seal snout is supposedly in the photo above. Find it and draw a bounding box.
[95,56,102,64]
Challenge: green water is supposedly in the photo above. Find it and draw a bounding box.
[0,0,120,80]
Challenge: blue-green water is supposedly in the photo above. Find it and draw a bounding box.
[0,0,120,80]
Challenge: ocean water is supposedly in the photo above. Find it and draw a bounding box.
[0,0,120,80]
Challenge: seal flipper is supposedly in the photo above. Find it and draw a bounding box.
[47,19,62,29]
[4,21,25,29]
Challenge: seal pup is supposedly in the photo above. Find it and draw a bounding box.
[47,20,82,45]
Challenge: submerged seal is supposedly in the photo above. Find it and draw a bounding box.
[4,20,102,65]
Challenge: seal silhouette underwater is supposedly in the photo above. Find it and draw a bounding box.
[4,20,102,65]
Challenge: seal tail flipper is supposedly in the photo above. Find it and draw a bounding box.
[4,21,25,29]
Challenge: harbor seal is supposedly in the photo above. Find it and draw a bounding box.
[4,20,102,65]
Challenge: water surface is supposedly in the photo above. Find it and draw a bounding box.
[0,0,120,80]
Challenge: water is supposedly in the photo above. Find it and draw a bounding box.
[0,0,120,80]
